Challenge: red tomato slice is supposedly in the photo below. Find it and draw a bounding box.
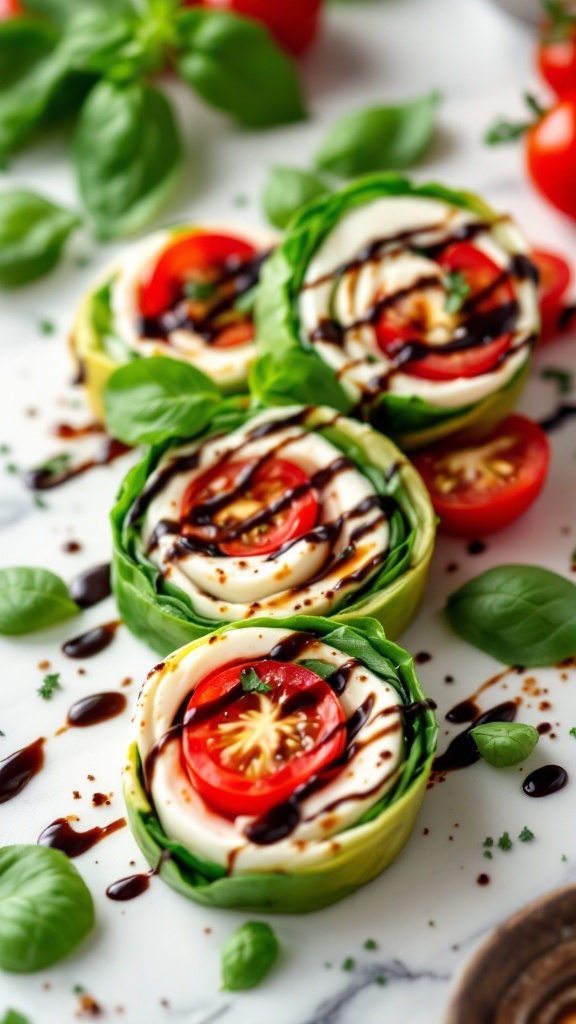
[532,248,572,343]
[185,0,322,55]
[375,243,515,380]
[139,230,257,317]
[181,458,318,557]
[412,415,550,536]
[182,659,346,818]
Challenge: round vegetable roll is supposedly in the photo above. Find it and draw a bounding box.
[255,174,540,450]
[112,403,436,655]
[123,616,438,912]
[71,223,277,419]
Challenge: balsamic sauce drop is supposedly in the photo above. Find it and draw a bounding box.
[522,764,568,798]
[106,872,151,901]
[69,563,112,609]
[67,692,127,727]
[445,699,480,724]
[62,620,120,659]
[0,737,45,803]
[37,816,126,857]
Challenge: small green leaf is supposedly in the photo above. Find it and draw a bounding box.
[342,957,355,971]
[177,10,306,129]
[364,938,378,950]
[0,190,79,287]
[483,837,493,848]
[0,845,94,972]
[0,566,80,636]
[240,667,271,694]
[444,270,470,315]
[470,721,539,768]
[74,78,182,241]
[263,166,330,230]
[297,659,336,681]
[315,93,440,177]
[103,357,220,446]
[570,727,576,738]
[38,672,62,700]
[446,565,576,666]
[221,921,279,991]
[518,826,534,842]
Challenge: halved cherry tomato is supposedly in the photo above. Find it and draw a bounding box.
[412,415,550,536]
[526,99,576,222]
[532,248,572,343]
[182,659,346,818]
[185,0,322,55]
[0,0,21,17]
[181,457,319,557]
[376,243,515,380]
[538,17,576,98]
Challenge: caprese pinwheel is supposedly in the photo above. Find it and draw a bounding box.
[111,403,436,655]
[123,616,438,912]
[71,222,277,419]
[254,174,540,450]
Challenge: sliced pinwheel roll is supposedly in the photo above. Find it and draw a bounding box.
[255,174,540,450]
[112,403,436,655]
[123,616,438,912]
[71,223,277,419]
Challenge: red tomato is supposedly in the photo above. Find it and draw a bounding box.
[532,248,572,342]
[526,99,576,222]
[0,0,21,17]
[538,20,576,98]
[376,243,515,380]
[182,659,346,817]
[412,415,550,537]
[181,457,319,557]
[185,0,322,55]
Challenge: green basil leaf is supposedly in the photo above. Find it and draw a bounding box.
[0,18,58,89]
[74,78,181,241]
[240,667,271,693]
[0,190,80,287]
[103,357,221,446]
[177,10,306,128]
[470,722,539,768]
[1,1011,32,1024]
[297,659,336,680]
[0,566,80,635]
[315,92,440,177]
[263,166,330,229]
[250,351,352,413]
[446,565,576,667]
[0,846,94,972]
[221,921,279,991]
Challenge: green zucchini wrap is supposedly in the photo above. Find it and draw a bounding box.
[71,222,277,421]
[123,615,438,913]
[111,402,436,655]
[253,173,539,450]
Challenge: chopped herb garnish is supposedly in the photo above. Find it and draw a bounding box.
[364,938,378,950]
[342,957,355,971]
[497,831,513,852]
[0,443,10,454]
[33,494,48,510]
[183,280,218,301]
[375,975,387,986]
[5,463,18,474]
[541,367,573,395]
[444,270,471,315]
[570,727,576,738]
[36,453,72,477]
[483,850,493,859]
[72,984,85,994]
[518,827,534,842]
[240,667,271,694]
[483,837,494,848]
[562,854,568,862]
[38,672,62,700]
[0,730,5,736]
[39,319,55,336]
[428,920,435,927]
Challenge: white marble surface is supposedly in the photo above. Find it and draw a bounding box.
[1,0,576,1021]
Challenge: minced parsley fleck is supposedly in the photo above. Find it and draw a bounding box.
[497,832,513,852]
[483,850,493,859]
[39,318,56,336]
[5,462,18,474]
[562,854,568,862]
[342,957,355,971]
[518,827,534,842]
[38,672,62,700]
[483,837,494,848]
[364,939,378,950]
[570,727,576,738]
[375,975,387,986]
[0,443,10,454]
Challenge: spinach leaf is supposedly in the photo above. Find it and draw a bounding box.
[74,78,182,241]
[0,190,79,287]
[0,566,80,635]
[177,9,306,128]
[0,845,94,972]
[263,166,330,229]
[221,921,279,991]
[0,18,58,89]
[315,92,440,177]
[103,357,221,446]
[446,565,576,666]
[471,722,539,767]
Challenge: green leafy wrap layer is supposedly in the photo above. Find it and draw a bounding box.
[111,402,436,655]
[253,173,535,450]
[123,614,438,913]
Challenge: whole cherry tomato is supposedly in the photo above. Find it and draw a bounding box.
[537,6,576,98]
[185,0,322,55]
[532,248,572,342]
[526,99,576,222]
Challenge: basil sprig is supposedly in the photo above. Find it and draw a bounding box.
[446,565,576,666]
[0,566,80,635]
[103,356,221,446]
[471,722,539,768]
[221,921,280,991]
[0,846,94,972]
[263,166,331,229]
[0,190,79,287]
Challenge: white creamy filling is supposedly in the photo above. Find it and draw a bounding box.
[110,223,277,388]
[133,627,404,872]
[299,196,538,409]
[140,407,389,620]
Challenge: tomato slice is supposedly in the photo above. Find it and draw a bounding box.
[412,415,550,536]
[532,248,572,343]
[182,659,346,818]
[375,242,515,380]
[181,458,319,557]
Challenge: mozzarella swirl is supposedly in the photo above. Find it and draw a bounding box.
[132,626,405,873]
[299,195,539,410]
[136,407,392,621]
